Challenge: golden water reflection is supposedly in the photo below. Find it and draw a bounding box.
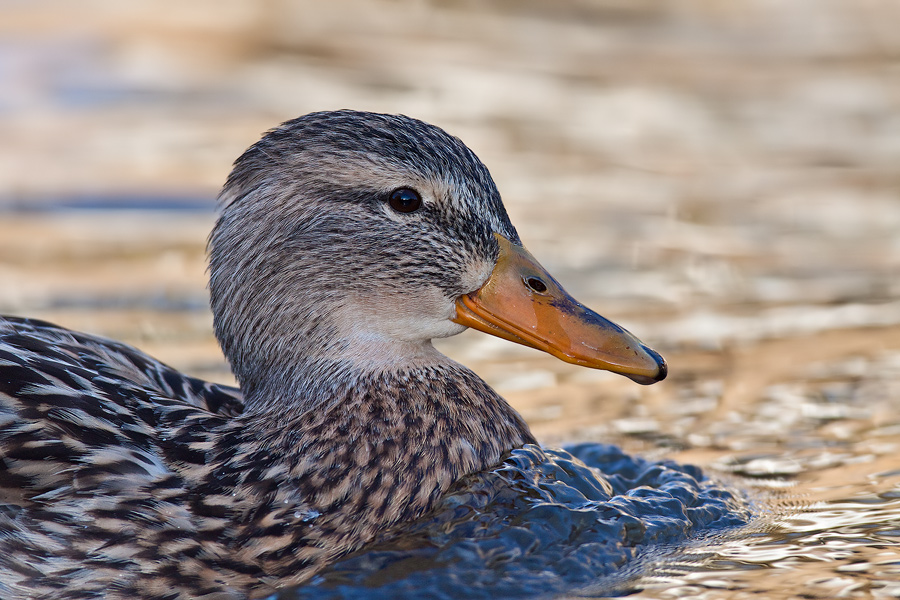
[3,1,900,597]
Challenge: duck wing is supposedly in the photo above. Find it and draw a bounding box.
[0,316,243,499]
[0,316,257,597]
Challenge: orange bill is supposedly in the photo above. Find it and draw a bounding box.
[453,234,667,385]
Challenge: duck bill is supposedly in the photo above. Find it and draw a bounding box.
[453,234,667,385]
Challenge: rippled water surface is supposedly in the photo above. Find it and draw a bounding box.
[3,1,900,598]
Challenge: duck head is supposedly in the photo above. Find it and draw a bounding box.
[209,110,665,410]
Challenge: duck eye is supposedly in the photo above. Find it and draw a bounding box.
[388,188,422,213]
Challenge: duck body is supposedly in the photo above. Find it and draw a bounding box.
[0,111,665,599]
[0,316,530,598]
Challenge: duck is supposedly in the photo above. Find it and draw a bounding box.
[0,110,666,599]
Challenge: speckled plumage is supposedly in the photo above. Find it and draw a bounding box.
[0,111,539,599]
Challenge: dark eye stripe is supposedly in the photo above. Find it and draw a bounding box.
[388,188,422,213]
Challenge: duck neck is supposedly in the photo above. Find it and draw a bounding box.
[241,343,535,493]
[240,339,451,414]
[209,344,536,571]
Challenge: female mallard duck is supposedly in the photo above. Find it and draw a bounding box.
[0,110,666,599]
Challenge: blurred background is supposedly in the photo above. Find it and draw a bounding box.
[2,1,900,596]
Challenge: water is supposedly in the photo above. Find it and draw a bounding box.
[637,488,900,598]
[4,209,898,599]
[3,1,900,597]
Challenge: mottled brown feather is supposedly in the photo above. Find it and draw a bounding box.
[0,111,537,599]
